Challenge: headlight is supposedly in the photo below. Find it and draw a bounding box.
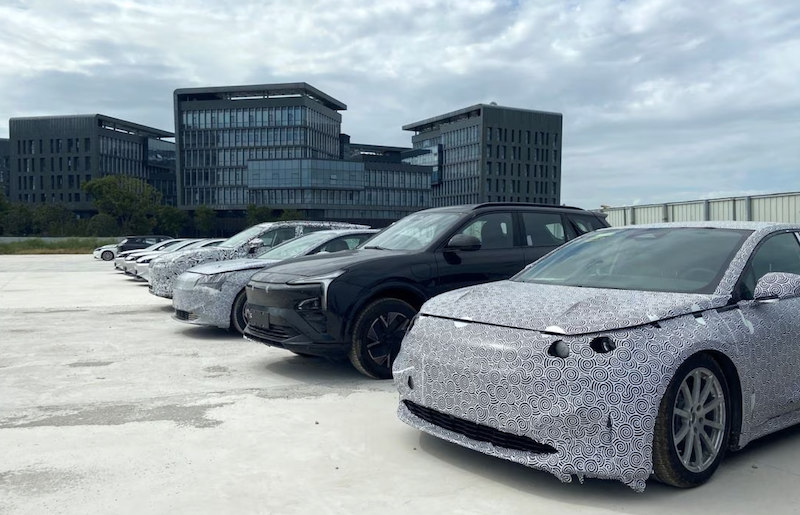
[286,270,345,285]
[138,257,152,264]
[196,272,228,290]
[286,270,345,311]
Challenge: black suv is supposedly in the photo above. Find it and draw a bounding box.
[243,203,609,378]
[116,235,172,253]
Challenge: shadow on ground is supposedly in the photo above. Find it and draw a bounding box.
[179,326,241,342]
[407,418,800,513]
[262,353,382,386]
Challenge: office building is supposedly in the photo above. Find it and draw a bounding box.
[8,115,177,215]
[174,83,432,228]
[403,103,563,207]
[247,140,432,227]
[0,138,9,199]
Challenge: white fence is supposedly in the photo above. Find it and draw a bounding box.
[599,192,800,227]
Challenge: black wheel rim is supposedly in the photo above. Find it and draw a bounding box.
[234,298,247,333]
[365,312,410,371]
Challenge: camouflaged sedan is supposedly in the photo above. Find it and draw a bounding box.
[172,229,377,334]
[394,222,800,492]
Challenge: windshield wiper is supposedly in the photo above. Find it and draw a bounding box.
[364,245,391,250]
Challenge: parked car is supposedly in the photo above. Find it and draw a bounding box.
[93,244,119,261]
[173,229,379,334]
[148,220,370,299]
[116,235,172,253]
[134,239,226,281]
[243,203,609,378]
[393,222,800,492]
[121,239,210,275]
[114,239,188,270]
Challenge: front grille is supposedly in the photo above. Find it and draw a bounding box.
[246,324,299,345]
[175,310,198,321]
[404,401,557,454]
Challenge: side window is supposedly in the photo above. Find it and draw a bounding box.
[318,237,353,253]
[521,212,566,247]
[272,228,298,246]
[569,214,606,234]
[457,213,514,250]
[739,233,800,299]
[145,238,157,245]
[302,225,329,234]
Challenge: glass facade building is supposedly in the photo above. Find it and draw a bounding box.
[247,155,432,222]
[175,83,343,208]
[8,115,177,213]
[174,83,433,227]
[403,104,563,207]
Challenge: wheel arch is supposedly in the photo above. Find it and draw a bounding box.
[341,282,426,340]
[704,350,745,450]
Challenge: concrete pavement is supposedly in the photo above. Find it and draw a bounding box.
[1,255,800,514]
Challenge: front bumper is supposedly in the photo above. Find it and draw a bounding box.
[135,262,151,282]
[242,280,350,358]
[172,276,231,330]
[393,314,663,492]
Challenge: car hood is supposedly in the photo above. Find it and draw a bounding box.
[188,258,281,275]
[252,248,407,279]
[155,246,242,264]
[420,280,729,336]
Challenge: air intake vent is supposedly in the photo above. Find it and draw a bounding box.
[404,401,557,454]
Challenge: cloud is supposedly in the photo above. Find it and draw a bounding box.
[0,0,798,209]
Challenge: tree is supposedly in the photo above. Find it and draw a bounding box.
[194,205,217,237]
[0,190,9,234]
[1,203,33,236]
[155,205,189,237]
[82,175,161,234]
[32,204,75,236]
[246,204,274,226]
[86,213,120,237]
[278,208,303,221]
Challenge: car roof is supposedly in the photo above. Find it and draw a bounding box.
[606,221,800,231]
[253,220,369,228]
[418,202,590,214]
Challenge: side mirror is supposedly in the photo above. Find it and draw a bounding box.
[753,272,800,303]
[247,238,264,254]
[445,234,482,252]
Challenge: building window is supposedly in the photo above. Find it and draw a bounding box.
[486,127,492,141]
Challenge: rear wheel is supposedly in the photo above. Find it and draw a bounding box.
[101,250,114,261]
[348,298,416,379]
[230,290,248,335]
[652,353,731,488]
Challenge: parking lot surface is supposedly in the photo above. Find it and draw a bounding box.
[2,255,800,514]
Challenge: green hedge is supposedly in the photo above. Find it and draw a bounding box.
[0,238,118,255]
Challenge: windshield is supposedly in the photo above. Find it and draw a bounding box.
[362,212,461,251]
[258,232,337,260]
[219,225,268,249]
[513,227,752,294]
[158,240,190,251]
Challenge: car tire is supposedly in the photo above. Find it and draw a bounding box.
[101,250,114,261]
[652,353,731,488]
[230,290,248,335]
[348,297,416,379]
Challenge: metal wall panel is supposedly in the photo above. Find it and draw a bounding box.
[599,191,800,226]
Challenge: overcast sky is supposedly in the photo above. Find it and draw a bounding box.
[1,0,798,208]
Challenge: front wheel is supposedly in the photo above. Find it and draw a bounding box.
[230,290,248,335]
[652,353,731,488]
[348,298,416,379]
[101,250,114,261]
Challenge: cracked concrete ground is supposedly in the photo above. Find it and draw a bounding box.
[2,255,800,515]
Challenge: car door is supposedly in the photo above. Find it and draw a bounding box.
[733,231,800,424]
[433,211,525,294]
[520,211,573,265]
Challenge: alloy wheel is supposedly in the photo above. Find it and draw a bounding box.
[672,367,726,473]
[365,312,410,371]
